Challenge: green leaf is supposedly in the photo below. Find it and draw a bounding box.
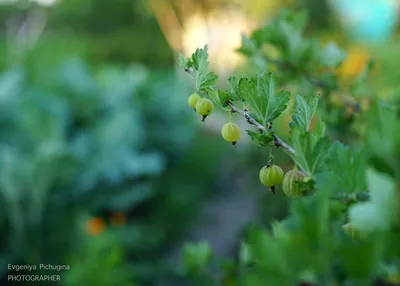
[289,127,312,174]
[178,54,190,69]
[311,136,330,174]
[227,76,242,101]
[292,94,319,132]
[246,130,273,146]
[313,116,326,139]
[236,34,258,57]
[182,241,212,275]
[289,126,330,176]
[349,169,396,234]
[281,9,308,32]
[238,76,258,106]
[326,141,367,194]
[245,226,294,284]
[240,72,290,126]
[339,234,386,279]
[209,89,230,109]
[248,112,263,125]
[257,72,291,123]
[190,45,219,94]
[366,102,400,177]
[239,241,251,265]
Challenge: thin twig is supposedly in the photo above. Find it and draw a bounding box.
[183,68,295,155]
[228,102,295,155]
[330,191,370,203]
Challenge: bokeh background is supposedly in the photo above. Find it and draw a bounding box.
[0,0,399,285]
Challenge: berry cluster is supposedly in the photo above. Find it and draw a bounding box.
[188,92,241,145]
[259,164,307,197]
[188,93,308,198]
[188,93,214,122]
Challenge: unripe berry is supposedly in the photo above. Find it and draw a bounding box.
[221,123,241,146]
[196,98,214,122]
[188,93,201,110]
[282,169,306,198]
[259,164,284,193]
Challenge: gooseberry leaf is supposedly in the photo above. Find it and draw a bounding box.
[227,76,242,101]
[313,116,326,140]
[208,89,230,110]
[239,72,290,126]
[257,72,291,123]
[291,94,320,132]
[326,141,367,194]
[289,126,330,176]
[248,112,263,125]
[190,45,218,94]
[366,101,400,177]
[246,130,273,146]
[178,54,191,69]
[349,169,396,234]
[245,225,294,285]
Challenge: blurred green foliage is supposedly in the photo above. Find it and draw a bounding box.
[63,232,134,286]
[0,57,227,285]
[0,0,173,68]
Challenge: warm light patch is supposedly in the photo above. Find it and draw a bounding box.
[182,9,256,75]
[86,217,106,236]
[336,49,370,85]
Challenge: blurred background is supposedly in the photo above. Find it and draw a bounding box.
[0,0,399,285]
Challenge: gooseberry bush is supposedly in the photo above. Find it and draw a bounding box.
[177,10,400,286]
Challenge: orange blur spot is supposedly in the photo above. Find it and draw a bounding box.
[86,217,106,236]
[336,49,370,86]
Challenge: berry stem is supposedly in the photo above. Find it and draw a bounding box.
[228,102,295,155]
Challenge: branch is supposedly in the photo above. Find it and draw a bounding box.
[228,102,295,155]
[183,68,295,155]
[330,191,370,203]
